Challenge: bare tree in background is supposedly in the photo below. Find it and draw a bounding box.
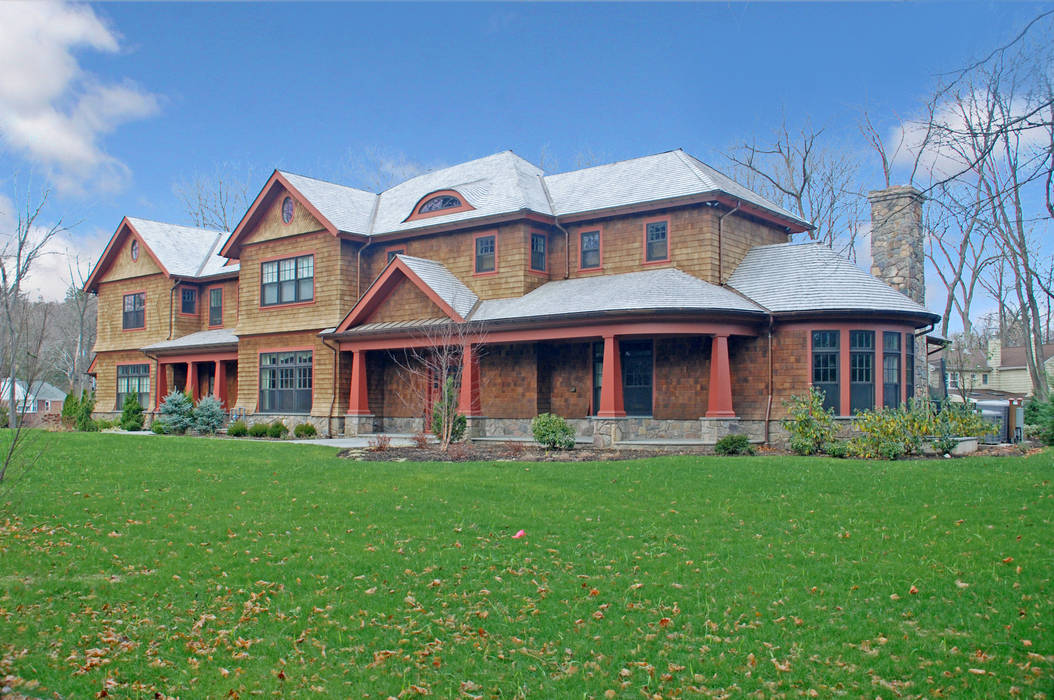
[174,162,253,232]
[389,321,485,451]
[726,117,864,258]
[51,256,96,394]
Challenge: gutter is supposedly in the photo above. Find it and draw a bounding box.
[764,313,774,445]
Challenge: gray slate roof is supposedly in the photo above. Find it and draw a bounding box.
[141,329,239,353]
[727,242,936,317]
[280,172,376,235]
[395,255,479,319]
[471,268,764,323]
[127,218,237,279]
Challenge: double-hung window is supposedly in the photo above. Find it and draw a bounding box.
[116,364,150,409]
[122,293,145,329]
[905,333,915,400]
[181,288,197,314]
[849,330,875,413]
[261,254,313,306]
[645,221,669,262]
[811,330,839,413]
[580,230,600,269]
[883,331,901,408]
[259,351,312,413]
[208,288,223,326]
[530,233,546,272]
[475,235,495,274]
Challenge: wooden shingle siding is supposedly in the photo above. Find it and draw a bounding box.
[718,212,790,284]
[234,331,338,416]
[241,187,328,246]
[366,281,446,323]
[102,234,165,282]
[203,280,239,329]
[93,275,173,352]
[94,349,155,413]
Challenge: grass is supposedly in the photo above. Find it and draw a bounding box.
[0,432,1051,698]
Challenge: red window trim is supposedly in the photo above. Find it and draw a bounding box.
[114,361,152,410]
[256,346,315,414]
[472,231,498,277]
[405,189,475,222]
[258,250,316,310]
[206,285,224,328]
[528,230,548,276]
[577,226,604,273]
[121,290,147,332]
[178,285,198,317]
[642,218,671,265]
[384,245,406,265]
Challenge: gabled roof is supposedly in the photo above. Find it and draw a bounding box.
[85,217,232,293]
[279,171,376,235]
[336,255,479,331]
[471,268,764,323]
[727,242,937,319]
[544,150,806,227]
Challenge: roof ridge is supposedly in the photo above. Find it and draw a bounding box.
[127,216,223,235]
[192,231,226,278]
[672,149,710,188]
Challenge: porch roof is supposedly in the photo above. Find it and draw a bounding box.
[141,329,239,354]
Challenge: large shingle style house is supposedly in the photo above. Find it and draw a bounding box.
[85,150,938,445]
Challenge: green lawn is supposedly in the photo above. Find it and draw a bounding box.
[1,433,1051,698]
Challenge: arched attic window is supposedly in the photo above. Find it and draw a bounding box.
[405,189,475,221]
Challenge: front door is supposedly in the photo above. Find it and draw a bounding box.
[621,340,653,416]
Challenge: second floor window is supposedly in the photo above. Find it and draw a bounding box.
[261,254,314,306]
[580,230,600,269]
[181,288,197,314]
[475,235,495,274]
[209,288,223,326]
[123,293,144,329]
[530,233,546,272]
[645,221,669,262]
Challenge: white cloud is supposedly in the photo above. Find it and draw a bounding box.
[0,1,159,194]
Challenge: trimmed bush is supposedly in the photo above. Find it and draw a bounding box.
[782,388,836,455]
[823,440,849,458]
[76,390,97,432]
[227,419,248,437]
[267,421,289,439]
[94,418,117,430]
[293,422,317,438]
[531,413,576,450]
[61,392,80,428]
[151,420,166,434]
[248,422,270,438]
[159,391,194,434]
[192,396,226,434]
[120,393,145,431]
[714,433,755,456]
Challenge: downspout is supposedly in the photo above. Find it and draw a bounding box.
[321,336,341,437]
[764,313,774,445]
[716,200,741,285]
[355,239,374,300]
[552,218,571,280]
[143,351,159,413]
[168,281,179,339]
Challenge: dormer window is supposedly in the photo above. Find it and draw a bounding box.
[419,195,461,214]
[405,189,475,221]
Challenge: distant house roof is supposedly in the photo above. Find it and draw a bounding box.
[999,343,1054,370]
[141,329,238,353]
[0,380,67,404]
[727,242,938,320]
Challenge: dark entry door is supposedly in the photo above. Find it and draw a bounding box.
[621,340,653,416]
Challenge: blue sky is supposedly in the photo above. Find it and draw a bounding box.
[0,1,1049,306]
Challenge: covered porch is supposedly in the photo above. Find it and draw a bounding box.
[141,329,239,410]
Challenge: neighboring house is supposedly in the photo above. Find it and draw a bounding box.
[84,150,937,445]
[0,380,68,414]
[985,339,1054,397]
[929,338,1053,401]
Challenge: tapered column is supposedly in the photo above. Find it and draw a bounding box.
[215,360,226,406]
[156,362,167,410]
[348,350,370,415]
[705,334,736,418]
[187,362,198,401]
[458,344,481,416]
[596,334,626,418]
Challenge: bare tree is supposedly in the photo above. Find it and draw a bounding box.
[726,116,865,258]
[944,330,992,402]
[173,162,253,232]
[50,256,96,394]
[389,321,485,450]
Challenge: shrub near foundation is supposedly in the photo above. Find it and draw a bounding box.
[293,423,317,438]
[248,423,270,438]
[227,419,248,437]
[531,413,576,450]
[782,388,836,455]
[714,433,755,456]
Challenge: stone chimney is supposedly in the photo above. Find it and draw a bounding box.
[867,185,925,304]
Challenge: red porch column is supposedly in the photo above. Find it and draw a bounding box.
[156,361,168,410]
[458,344,482,416]
[705,334,736,418]
[187,362,198,401]
[215,360,226,406]
[348,350,370,415]
[597,334,626,418]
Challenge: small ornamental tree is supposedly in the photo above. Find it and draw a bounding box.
[431,376,466,449]
[119,393,145,431]
[192,396,226,434]
[60,392,80,428]
[159,390,194,434]
[76,390,97,432]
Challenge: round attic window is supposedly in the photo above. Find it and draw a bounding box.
[130,239,139,261]
[281,196,294,224]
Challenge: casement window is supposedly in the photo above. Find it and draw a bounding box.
[259,351,312,413]
[208,288,223,326]
[849,330,875,413]
[645,221,669,262]
[122,293,145,329]
[883,331,901,408]
[116,364,150,409]
[261,254,313,306]
[530,233,546,272]
[811,330,839,413]
[905,333,915,400]
[181,288,197,315]
[580,230,600,269]
[386,249,405,263]
[475,235,495,274]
